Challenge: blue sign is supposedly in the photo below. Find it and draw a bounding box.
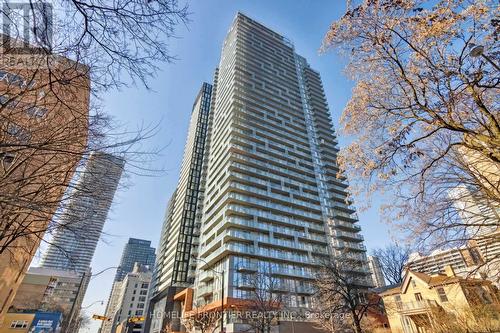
[29,312,62,333]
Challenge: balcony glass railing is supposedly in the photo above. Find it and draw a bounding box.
[225,204,324,232]
[331,229,364,242]
[397,300,438,311]
[329,219,361,231]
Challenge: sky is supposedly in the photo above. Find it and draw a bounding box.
[49,1,394,331]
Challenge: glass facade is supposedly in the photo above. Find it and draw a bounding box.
[148,13,371,333]
[114,238,156,281]
[194,13,370,310]
[40,152,125,274]
[151,83,213,293]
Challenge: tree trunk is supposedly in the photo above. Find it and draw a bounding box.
[352,311,363,333]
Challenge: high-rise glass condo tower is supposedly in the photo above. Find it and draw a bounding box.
[196,10,369,325]
[147,13,370,333]
[114,238,156,282]
[147,83,213,333]
[41,152,125,274]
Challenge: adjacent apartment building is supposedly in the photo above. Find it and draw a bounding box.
[147,13,370,333]
[101,264,152,333]
[368,256,386,288]
[408,186,500,286]
[147,82,213,333]
[8,267,89,331]
[0,47,90,322]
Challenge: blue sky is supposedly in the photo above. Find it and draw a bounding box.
[70,1,392,331]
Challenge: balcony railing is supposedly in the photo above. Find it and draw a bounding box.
[397,300,438,312]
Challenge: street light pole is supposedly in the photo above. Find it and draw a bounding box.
[221,269,225,333]
[469,43,500,71]
[68,266,120,331]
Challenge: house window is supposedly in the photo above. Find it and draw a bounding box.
[437,287,448,302]
[411,279,416,288]
[394,295,402,309]
[415,293,423,301]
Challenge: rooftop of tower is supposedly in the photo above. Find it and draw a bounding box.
[232,11,294,49]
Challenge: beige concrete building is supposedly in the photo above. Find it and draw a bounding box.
[0,45,90,323]
[9,267,89,330]
[102,264,152,333]
[380,267,500,333]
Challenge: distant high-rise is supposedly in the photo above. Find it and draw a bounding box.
[114,238,156,282]
[40,152,124,274]
[368,256,386,288]
[101,264,152,333]
[101,238,156,333]
[147,13,370,333]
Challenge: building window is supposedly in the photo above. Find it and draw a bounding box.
[10,320,28,328]
[139,290,147,295]
[141,283,149,289]
[436,287,448,302]
[137,303,145,309]
[411,279,416,288]
[135,310,143,316]
[415,293,423,302]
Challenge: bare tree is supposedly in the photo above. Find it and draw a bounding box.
[428,303,500,333]
[181,301,221,333]
[372,243,412,285]
[322,1,499,252]
[313,255,378,333]
[1,0,186,263]
[243,271,284,333]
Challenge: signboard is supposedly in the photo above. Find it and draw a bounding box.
[29,312,62,333]
[92,314,111,321]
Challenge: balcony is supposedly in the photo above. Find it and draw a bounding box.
[235,261,258,272]
[332,240,366,252]
[270,266,314,279]
[397,300,439,315]
[197,285,214,297]
[329,219,361,232]
[333,211,359,222]
[296,285,315,294]
[332,229,364,242]
[198,270,214,283]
